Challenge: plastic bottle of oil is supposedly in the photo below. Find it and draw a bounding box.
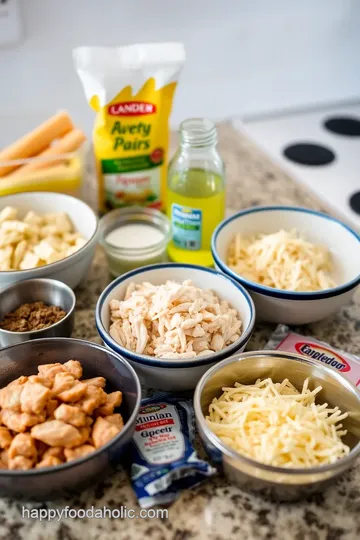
[166,118,225,266]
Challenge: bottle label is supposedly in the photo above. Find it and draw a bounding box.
[171,203,202,250]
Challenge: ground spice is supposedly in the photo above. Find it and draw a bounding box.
[0,302,66,332]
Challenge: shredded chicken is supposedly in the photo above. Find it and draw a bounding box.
[109,279,242,359]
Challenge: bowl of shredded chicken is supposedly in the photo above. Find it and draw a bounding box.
[109,279,243,359]
[96,265,255,391]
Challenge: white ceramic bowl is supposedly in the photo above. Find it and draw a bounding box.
[96,263,255,391]
[212,206,360,325]
[0,192,98,290]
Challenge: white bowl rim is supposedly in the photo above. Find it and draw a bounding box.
[194,349,360,475]
[212,205,360,300]
[0,337,142,476]
[0,191,98,277]
[96,262,256,368]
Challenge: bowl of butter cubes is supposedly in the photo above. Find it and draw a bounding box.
[0,192,98,290]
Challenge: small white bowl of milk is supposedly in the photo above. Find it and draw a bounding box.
[99,207,171,276]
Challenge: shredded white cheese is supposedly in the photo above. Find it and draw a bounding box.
[206,378,350,467]
[227,229,336,292]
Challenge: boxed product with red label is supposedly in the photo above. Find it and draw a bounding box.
[265,325,360,388]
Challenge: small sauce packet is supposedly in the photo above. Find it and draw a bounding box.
[129,394,215,508]
[265,324,360,387]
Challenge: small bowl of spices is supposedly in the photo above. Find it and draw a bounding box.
[99,207,171,276]
[0,278,75,347]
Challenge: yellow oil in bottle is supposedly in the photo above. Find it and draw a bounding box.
[166,167,225,266]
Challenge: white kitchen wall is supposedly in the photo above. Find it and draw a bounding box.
[0,0,360,144]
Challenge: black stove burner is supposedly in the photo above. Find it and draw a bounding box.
[324,116,360,137]
[349,191,360,215]
[283,142,335,166]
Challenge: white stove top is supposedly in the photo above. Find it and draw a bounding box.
[233,102,360,232]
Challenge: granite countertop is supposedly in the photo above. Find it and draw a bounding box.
[1,123,359,540]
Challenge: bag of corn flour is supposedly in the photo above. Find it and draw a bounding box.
[265,325,360,388]
[73,43,185,213]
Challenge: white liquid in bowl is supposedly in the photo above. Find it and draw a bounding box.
[106,224,165,249]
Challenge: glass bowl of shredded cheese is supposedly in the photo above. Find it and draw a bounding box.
[211,206,360,324]
[194,350,360,501]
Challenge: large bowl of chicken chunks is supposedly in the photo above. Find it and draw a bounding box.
[0,337,141,500]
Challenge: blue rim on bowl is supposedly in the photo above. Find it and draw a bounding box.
[95,263,256,369]
[211,206,360,301]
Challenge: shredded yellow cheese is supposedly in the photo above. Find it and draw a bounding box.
[227,229,336,291]
[206,378,350,467]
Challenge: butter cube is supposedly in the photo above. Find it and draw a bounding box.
[44,235,67,252]
[0,206,17,224]
[39,225,59,238]
[33,240,57,262]
[75,237,87,249]
[66,245,79,257]
[19,252,42,270]
[0,231,23,248]
[43,212,72,234]
[0,260,12,271]
[47,251,64,264]
[12,240,27,270]
[23,211,43,227]
[0,245,14,264]
[54,213,73,234]
[63,232,82,245]
[42,212,60,224]
[1,220,30,234]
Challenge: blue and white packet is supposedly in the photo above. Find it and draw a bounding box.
[129,394,216,508]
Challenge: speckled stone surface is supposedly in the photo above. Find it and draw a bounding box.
[0,123,359,540]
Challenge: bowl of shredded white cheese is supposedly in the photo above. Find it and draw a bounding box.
[194,350,360,501]
[211,206,360,324]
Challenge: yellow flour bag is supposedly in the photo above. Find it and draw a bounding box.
[74,43,185,212]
